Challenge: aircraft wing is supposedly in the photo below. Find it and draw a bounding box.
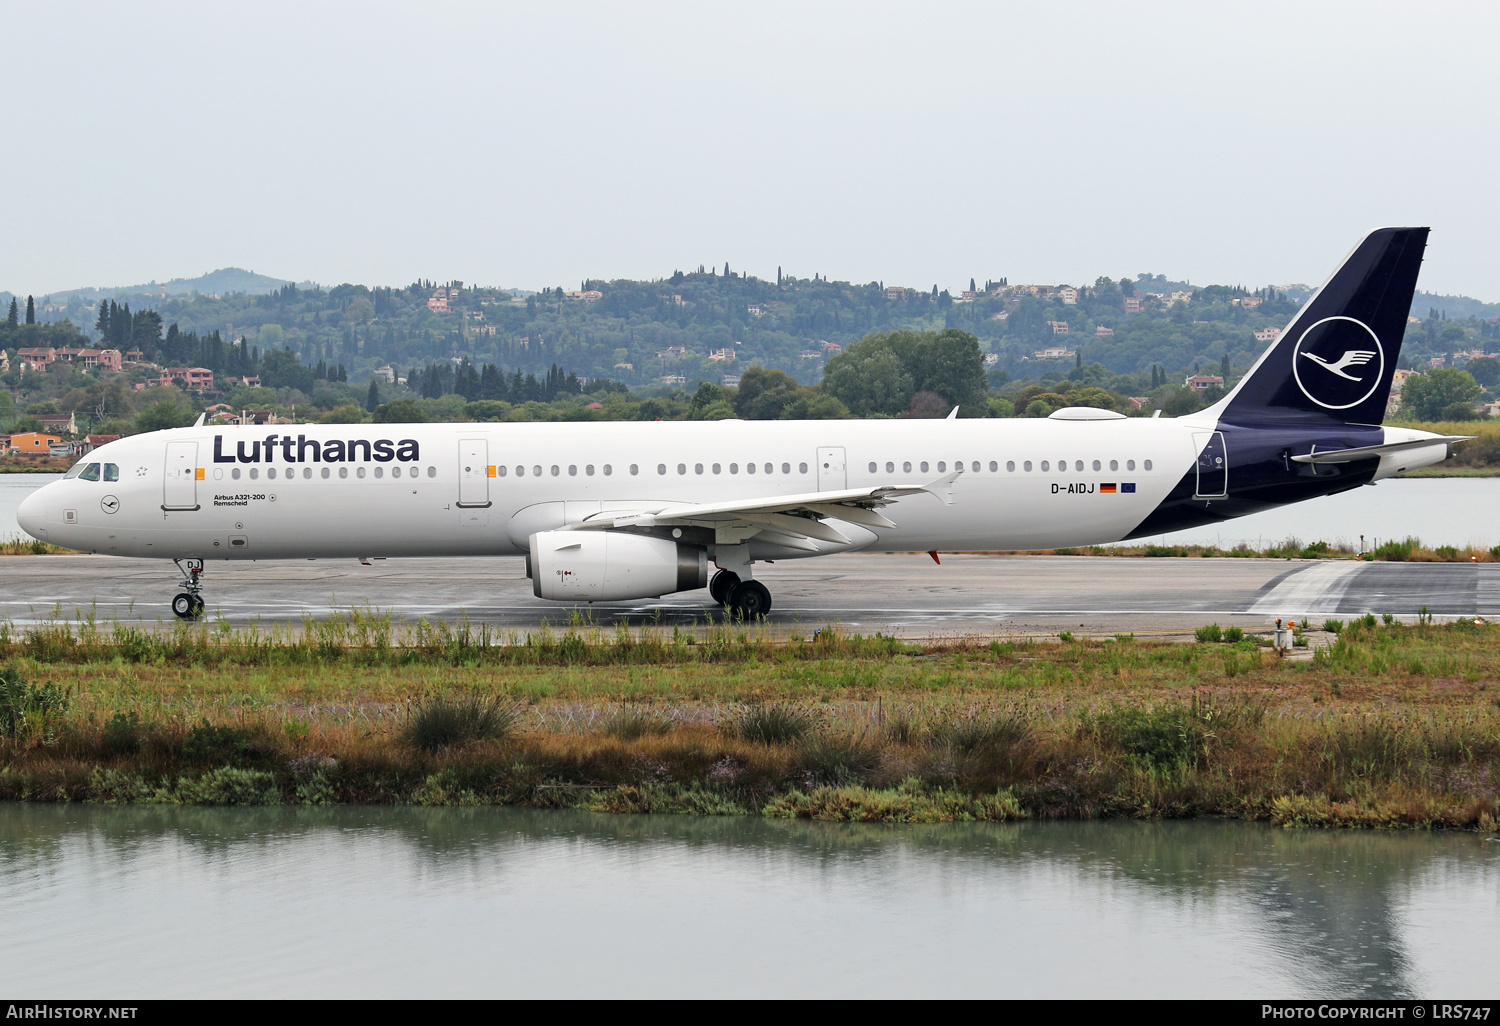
[564,472,961,548]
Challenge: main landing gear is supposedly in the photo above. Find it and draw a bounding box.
[171,558,206,620]
[710,569,772,619]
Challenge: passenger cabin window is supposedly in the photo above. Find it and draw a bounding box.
[798,463,807,473]
[603,465,612,476]
[516,466,525,477]
[748,463,757,474]
[321,467,330,479]
[920,461,929,473]
[764,463,773,474]
[694,463,703,475]
[1006,461,1015,472]
[428,467,437,478]
[1144,459,1153,471]
[1109,460,1118,471]
[532,465,541,477]
[713,463,721,474]
[1024,461,1032,471]
[585,465,594,476]
[658,464,667,475]
[937,462,946,472]
[677,464,687,475]
[989,461,997,472]
[498,466,508,477]
[568,465,577,476]
[730,463,739,474]
[267,468,278,480]
[1040,461,1049,471]
[629,465,638,475]
[903,461,911,473]
[781,463,790,474]
[1127,460,1135,471]
[233,468,242,480]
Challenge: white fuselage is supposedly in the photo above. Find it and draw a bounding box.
[17,417,1444,563]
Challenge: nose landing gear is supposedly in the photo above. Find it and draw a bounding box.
[172,558,206,620]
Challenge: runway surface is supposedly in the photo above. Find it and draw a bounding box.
[2,553,1496,637]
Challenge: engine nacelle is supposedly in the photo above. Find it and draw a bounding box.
[529,531,708,601]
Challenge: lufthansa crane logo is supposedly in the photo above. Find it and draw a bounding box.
[1291,316,1385,410]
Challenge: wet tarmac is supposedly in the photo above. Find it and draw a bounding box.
[2,552,1496,637]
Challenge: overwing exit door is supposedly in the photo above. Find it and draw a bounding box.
[817,447,846,491]
[162,441,200,510]
[458,439,492,508]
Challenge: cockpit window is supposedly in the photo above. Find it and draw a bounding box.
[78,463,101,482]
[103,463,119,482]
[63,463,85,479]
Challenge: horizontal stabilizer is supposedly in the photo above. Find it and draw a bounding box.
[1291,436,1472,464]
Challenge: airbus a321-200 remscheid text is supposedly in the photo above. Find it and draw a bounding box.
[17,228,1470,620]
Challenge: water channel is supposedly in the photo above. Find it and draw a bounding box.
[0,806,1496,998]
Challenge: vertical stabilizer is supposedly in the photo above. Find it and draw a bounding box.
[1207,227,1428,427]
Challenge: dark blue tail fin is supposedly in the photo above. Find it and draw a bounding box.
[1210,227,1428,427]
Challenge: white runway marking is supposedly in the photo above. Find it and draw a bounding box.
[1247,561,1367,615]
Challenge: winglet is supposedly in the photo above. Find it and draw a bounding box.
[946,406,959,420]
[193,412,207,428]
[923,470,962,505]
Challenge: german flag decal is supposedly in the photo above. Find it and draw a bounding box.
[1100,483,1117,493]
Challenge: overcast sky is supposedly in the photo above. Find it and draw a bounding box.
[5,1,1499,299]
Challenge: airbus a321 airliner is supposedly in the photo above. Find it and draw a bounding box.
[17,228,1469,619]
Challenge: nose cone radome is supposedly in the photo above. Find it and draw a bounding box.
[16,487,49,540]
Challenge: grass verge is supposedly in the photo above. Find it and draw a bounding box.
[0,615,1497,829]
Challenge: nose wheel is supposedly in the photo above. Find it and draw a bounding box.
[172,558,206,620]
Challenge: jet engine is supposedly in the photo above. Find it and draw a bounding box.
[529,531,708,601]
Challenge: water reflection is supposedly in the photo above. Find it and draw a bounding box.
[0,806,1495,998]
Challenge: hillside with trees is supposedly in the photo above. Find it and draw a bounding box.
[4,262,1498,439]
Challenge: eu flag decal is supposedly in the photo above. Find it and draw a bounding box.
[1100,483,1117,493]
[1121,482,1136,493]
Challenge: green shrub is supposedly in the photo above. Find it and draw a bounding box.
[1374,537,1417,561]
[99,712,147,758]
[1359,613,1378,629]
[1093,705,1212,772]
[181,720,256,764]
[1434,545,1459,561]
[402,696,519,754]
[1144,545,1184,557]
[796,732,881,786]
[1382,613,1397,626]
[1222,626,1245,643]
[0,666,69,740]
[1322,619,1344,634]
[730,705,810,745]
[1195,623,1223,643]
